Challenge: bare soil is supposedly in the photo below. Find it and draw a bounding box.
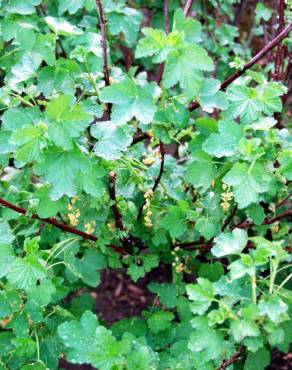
[59,267,291,370]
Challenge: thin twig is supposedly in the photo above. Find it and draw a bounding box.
[109,171,125,232]
[109,172,141,253]
[222,205,238,231]
[218,347,245,370]
[176,210,292,249]
[233,0,247,26]
[141,1,169,219]
[137,134,166,220]
[157,0,169,84]
[96,0,111,117]
[276,193,292,209]
[0,197,125,254]
[152,141,166,193]
[233,210,292,230]
[156,63,165,85]
[0,198,98,241]
[188,22,292,111]
[183,0,194,16]
[96,0,110,87]
[164,0,169,33]
[274,0,286,81]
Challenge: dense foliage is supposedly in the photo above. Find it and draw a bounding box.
[0,0,291,369]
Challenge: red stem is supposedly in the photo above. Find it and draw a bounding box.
[0,197,98,242]
[137,141,165,220]
[164,0,169,33]
[188,22,292,111]
[233,210,292,230]
[96,0,110,87]
[109,171,125,232]
[96,0,111,117]
[183,0,194,16]
[218,347,245,370]
[157,0,169,84]
[221,205,238,231]
[0,197,126,254]
[274,0,286,81]
[152,140,165,193]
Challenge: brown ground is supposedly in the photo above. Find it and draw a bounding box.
[59,266,291,370]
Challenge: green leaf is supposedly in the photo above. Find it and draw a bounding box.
[21,363,47,370]
[12,337,36,358]
[248,117,277,131]
[203,120,244,158]
[58,311,126,368]
[278,149,292,180]
[35,146,89,200]
[58,0,84,15]
[0,244,15,278]
[7,255,47,291]
[246,204,265,225]
[163,44,214,99]
[10,123,47,165]
[185,151,215,191]
[258,297,288,324]
[46,95,93,150]
[231,320,260,342]
[147,311,175,333]
[223,162,272,208]
[9,51,42,86]
[127,254,159,282]
[38,59,80,97]
[35,186,66,218]
[0,221,15,244]
[195,217,220,240]
[188,317,223,362]
[107,5,142,46]
[147,283,179,308]
[135,28,182,63]
[259,81,286,115]
[91,123,134,160]
[1,107,36,131]
[198,79,229,113]
[72,249,107,287]
[229,254,255,279]
[212,229,248,257]
[160,206,187,239]
[186,278,214,314]
[255,4,273,22]
[7,0,41,15]
[198,262,224,282]
[28,279,56,306]
[100,78,157,124]
[224,85,262,123]
[244,347,270,370]
[173,9,201,44]
[45,16,83,36]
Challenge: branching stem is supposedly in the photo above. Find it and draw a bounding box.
[189,23,292,111]
[0,197,125,254]
[217,347,245,370]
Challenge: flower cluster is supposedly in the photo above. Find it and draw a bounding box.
[143,189,154,228]
[84,221,96,235]
[171,246,184,273]
[220,184,233,212]
[67,196,80,226]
